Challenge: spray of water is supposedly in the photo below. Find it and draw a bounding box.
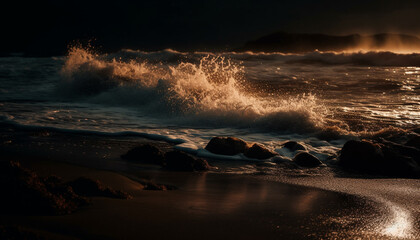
[59,47,331,133]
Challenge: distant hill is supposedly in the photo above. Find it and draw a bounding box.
[236,32,420,53]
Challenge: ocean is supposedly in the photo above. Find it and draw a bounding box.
[1,47,420,239]
[1,47,419,172]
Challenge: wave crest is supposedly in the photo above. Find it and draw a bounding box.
[58,47,330,133]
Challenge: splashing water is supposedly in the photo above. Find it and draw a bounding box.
[59,47,329,133]
[1,46,419,161]
[1,47,419,240]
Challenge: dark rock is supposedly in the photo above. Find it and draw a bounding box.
[121,144,164,165]
[380,139,420,164]
[67,177,131,199]
[282,141,306,151]
[42,175,90,208]
[406,136,420,149]
[164,150,210,171]
[205,137,250,155]
[244,143,278,159]
[272,156,291,164]
[0,161,88,215]
[293,152,322,168]
[0,160,138,216]
[338,140,384,172]
[143,183,165,191]
[379,140,420,175]
[338,140,420,178]
[143,182,176,191]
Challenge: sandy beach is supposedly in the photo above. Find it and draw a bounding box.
[1,123,418,240]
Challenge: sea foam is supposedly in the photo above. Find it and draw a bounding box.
[58,47,330,134]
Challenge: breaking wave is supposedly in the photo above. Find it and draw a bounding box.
[58,47,331,133]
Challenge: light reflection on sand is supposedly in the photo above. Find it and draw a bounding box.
[180,174,419,239]
[381,203,414,239]
[294,190,320,214]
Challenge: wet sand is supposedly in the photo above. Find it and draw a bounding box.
[0,124,418,239]
[267,173,420,239]
[1,159,374,240]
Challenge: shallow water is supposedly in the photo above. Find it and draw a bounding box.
[0,48,419,165]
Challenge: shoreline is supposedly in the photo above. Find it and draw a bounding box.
[0,124,419,239]
[1,158,379,240]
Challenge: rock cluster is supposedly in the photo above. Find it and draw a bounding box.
[121,144,210,171]
[121,144,165,165]
[205,137,250,155]
[293,152,322,168]
[244,143,278,159]
[282,141,306,151]
[205,137,278,160]
[164,150,210,171]
[338,138,420,177]
[67,177,130,199]
[0,161,131,215]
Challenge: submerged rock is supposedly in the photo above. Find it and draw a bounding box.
[244,143,278,159]
[293,152,322,168]
[282,141,306,151]
[121,143,164,165]
[164,150,210,171]
[205,137,250,155]
[338,140,420,177]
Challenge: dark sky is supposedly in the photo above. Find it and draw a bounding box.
[3,0,420,55]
